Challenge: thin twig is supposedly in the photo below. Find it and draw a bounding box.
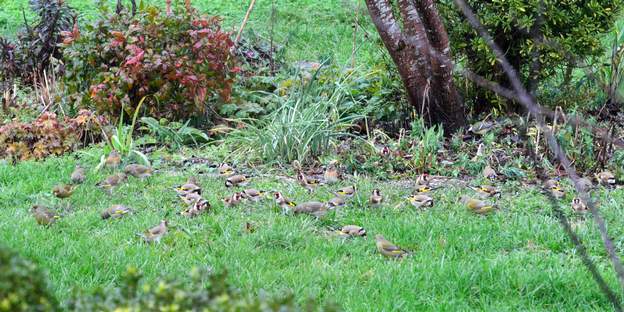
[235,0,257,45]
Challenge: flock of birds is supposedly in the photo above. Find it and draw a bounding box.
[30,149,620,259]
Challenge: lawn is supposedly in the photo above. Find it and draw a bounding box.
[1,144,622,310]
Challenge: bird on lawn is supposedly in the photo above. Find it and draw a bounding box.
[105,150,121,168]
[225,174,249,188]
[375,235,409,258]
[571,197,588,213]
[124,164,153,179]
[97,173,127,194]
[218,163,235,177]
[335,225,366,238]
[70,165,86,184]
[327,196,346,209]
[460,196,496,215]
[482,165,498,180]
[139,220,168,243]
[52,184,75,199]
[334,185,356,198]
[223,192,243,207]
[274,192,296,213]
[181,198,210,217]
[415,173,430,186]
[180,191,202,205]
[369,189,383,207]
[175,178,201,196]
[323,160,339,184]
[31,205,60,226]
[544,179,565,199]
[596,171,616,186]
[101,205,132,219]
[297,171,321,192]
[293,201,327,217]
[473,185,501,198]
[240,189,265,202]
[407,194,433,208]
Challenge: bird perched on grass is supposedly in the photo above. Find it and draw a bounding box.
[175,178,202,196]
[544,179,565,199]
[334,185,356,198]
[460,196,496,215]
[415,173,429,186]
[327,196,346,209]
[297,171,321,192]
[407,194,433,208]
[482,165,498,180]
[101,205,132,219]
[181,198,210,218]
[369,189,383,207]
[473,185,501,198]
[375,235,409,258]
[179,192,202,205]
[97,173,127,194]
[335,225,366,238]
[274,192,296,213]
[52,184,75,199]
[240,189,265,202]
[70,165,86,184]
[218,163,234,177]
[293,201,327,217]
[105,150,121,168]
[31,205,60,226]
[323,160,339,184]
[139,220,168,243]
[413,184,432,194]
[571,197,588,213]
[124,164,153,179]
[595,171,616,186]
[223,192,243,207]
[468,120,495,136]
[225,174,249,188]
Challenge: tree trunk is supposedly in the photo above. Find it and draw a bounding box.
[365,0,465,132]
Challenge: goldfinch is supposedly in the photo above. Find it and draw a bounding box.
[225,174,249,188]
[218,163,234,177]
[97,173,127,194]
[293,201,327,217]
[544,179,561,190]
[415,173,429,186]
[327,196,346,208]
[407,194,433,208]
[70,165,86,184]
[240,189,265,202]
[180,192,202,205]
[460,196,496,215]
[549,186,566,199]
[413,184,432,194]
[181,198,210,218]
[274,192,296,213]
[124,164,153,179]
[375,235,409,258]
[31,205,60,226]
[336,225,366,238]
[473,185,501,198]
[101,205,132,219]
[139,220,168,243]
[297,171,321,192]
[223,192,243,207]
[175,178,201,196]
[323,160,339,184]
[596,171,616,186]
[105,150,121,168]
[334,185,356,198]
[369,189,383,207]
[571,197,588,213]
[482,165,497,180]
[52,184,75,199]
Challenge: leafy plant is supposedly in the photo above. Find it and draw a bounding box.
[407,117,444,173]
[62,3,238,123]
[140,117,210,149]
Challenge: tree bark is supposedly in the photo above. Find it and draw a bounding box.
[365,0,465,132]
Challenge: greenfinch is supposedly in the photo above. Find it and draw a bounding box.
[52,184,75,199]
[408,194,433,208]
[293,201,327,217]
[323,160,339,184]
[596,171,616,186]
[571,197,588,213]
[369,189,383,207]
[468,120,495,136]
[225,174,249,188]
[460,196,496,215]
[375,235,409,258]
[31,205,60,226]
[139,220,168,243]
[336,225,366,238]
[124,164,153,179]
[70,165,86,184]
[334,185,356,198]
[101,205,132,219]
[274,192,297,213]
[105,150,121,168]
[97,173,127,194]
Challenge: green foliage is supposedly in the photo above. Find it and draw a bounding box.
[98,98,149,168]
[0,110,106,161]
[407,118,444,172]
[0,245,58,312]
[62,3,238,122]
[140,117,210,149]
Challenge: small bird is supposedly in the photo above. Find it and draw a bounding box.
[369,189,383,207]
[544,179,561,189]
[468,120,495,136]
[70,165,86,184]
[334,185,356,198]
[97,173,127,194]
[482,165,497,180]
[293,201,327,217]
[240,189,265,202]
[327,196,346,208]
[336,225,366,238]
[225,174,249,188]
[297,171,321,192]
[323,160,339,184]
[105,150,121,168]
[223,192,243,207]
[473,185,501,198]
[124,164,153,179]
[101,205,132,219]
[180,192,203,205]
[274,192,297,213]
[175,178,202,196]
[139,220,168,243]
[413,184,432,194]
[549,186,566,199]
[52,184,75,199]
[375,235,409,258]
[460,196,496,215]
[407,194,434,208]
[31,205,60,226]
[596,171,616,186]
[571,197,588,213]
[415,173,430,186]
[181,198,210,218]
[218,163,234,177]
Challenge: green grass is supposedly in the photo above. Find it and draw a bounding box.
[1,145,623,310]
[0,0,380,65]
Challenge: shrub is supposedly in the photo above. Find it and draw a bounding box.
[0,110,107,161]
[62,4,238,123]
[0,245,58,312]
